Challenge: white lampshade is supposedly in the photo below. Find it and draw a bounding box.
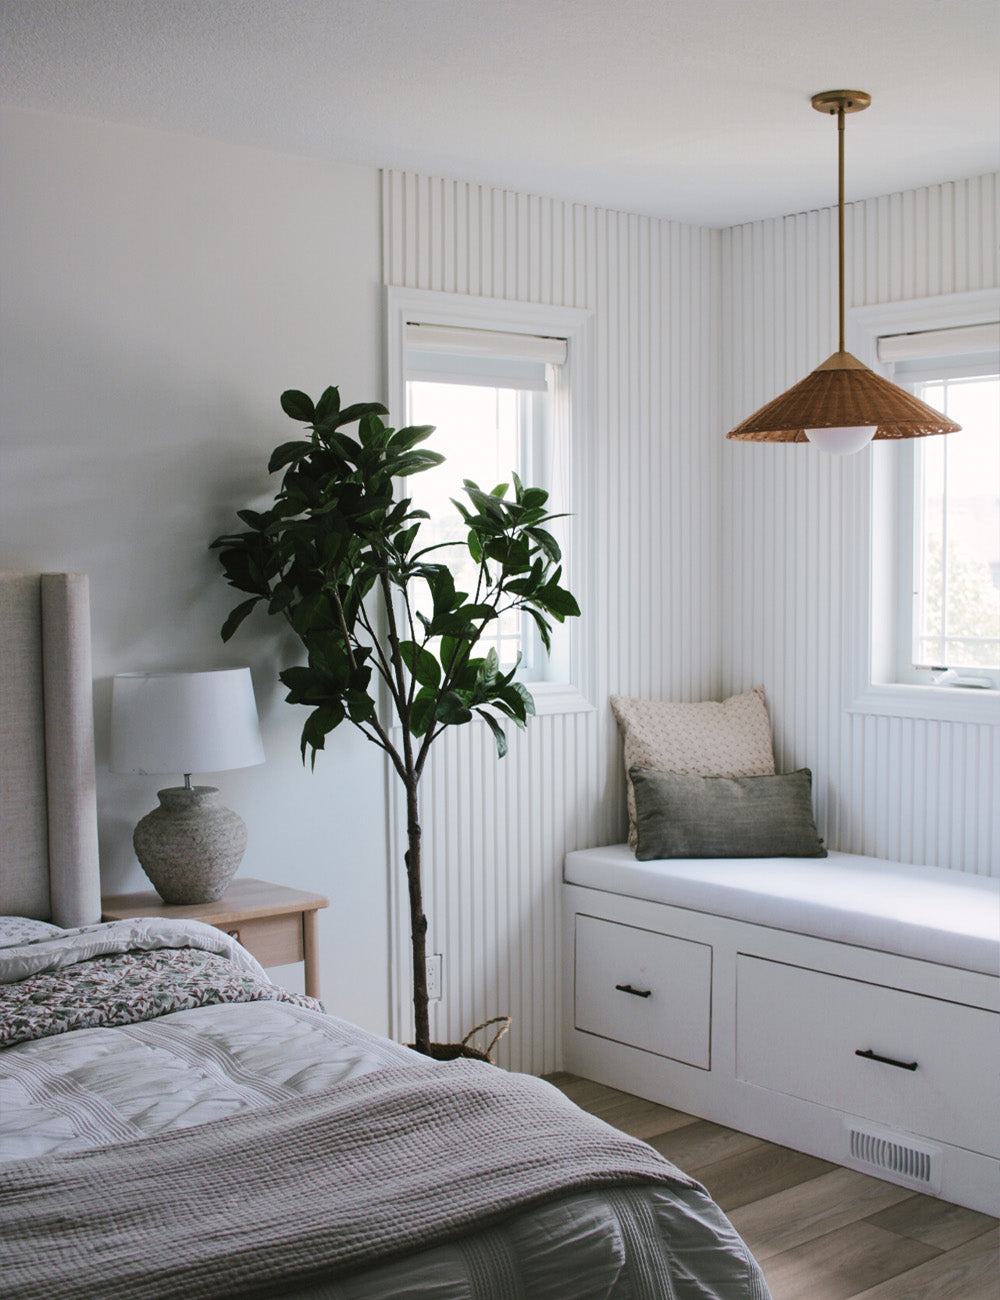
[110,668,264,777]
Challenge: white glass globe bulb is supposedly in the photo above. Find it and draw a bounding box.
[804,425,877,455]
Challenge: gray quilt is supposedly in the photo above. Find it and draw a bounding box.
[0,1057,768,1300]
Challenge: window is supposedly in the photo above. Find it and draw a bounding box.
[404,327,563,678]
[385,287,595,715]
[883,337,999,686]
[847,290,1000,722]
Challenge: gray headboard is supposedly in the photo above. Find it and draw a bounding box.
[0,572,101,925]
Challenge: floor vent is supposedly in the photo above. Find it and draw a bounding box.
[847,1121,941,1192]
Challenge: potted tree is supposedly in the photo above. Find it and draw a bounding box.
[212,385,579,1056]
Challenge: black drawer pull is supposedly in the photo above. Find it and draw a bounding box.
[855,1048,918,1071]
[615,983,652,999]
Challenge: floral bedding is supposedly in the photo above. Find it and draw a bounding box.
[0,945,318,1048]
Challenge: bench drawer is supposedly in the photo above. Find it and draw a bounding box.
[574,914,712,1068]
[736,955,1000,1157]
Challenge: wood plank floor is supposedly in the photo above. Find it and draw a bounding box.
[546,1073,998,1300]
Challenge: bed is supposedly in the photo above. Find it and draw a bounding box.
[0,573,771,1299]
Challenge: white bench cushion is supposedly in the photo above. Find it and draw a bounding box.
[564,846,1000,976]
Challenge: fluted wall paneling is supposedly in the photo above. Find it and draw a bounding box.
[382,169,997,1076]
[721,173,999,876]
[382,171,721,1072]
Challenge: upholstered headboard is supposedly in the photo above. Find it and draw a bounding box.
[0,572,101,925]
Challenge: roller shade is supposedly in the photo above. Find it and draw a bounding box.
[879,322,999,383]
[405,323,567,391]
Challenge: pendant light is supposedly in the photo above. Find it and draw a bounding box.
[726,90,961,452]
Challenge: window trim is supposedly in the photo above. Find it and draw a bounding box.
[385,285,596,716]
[844,288,1000,724]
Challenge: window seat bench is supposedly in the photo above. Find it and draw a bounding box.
[562,846,1000,1214]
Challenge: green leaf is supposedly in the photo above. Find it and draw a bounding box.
[539,583,581,619]
[395,522,421,556]
[313,385,341,424]
[399,640,441,689]
[410,691,436,737]
[439,634,465,677]
[267,440,313,474]
[220,597,260,642]
[496,683,527,723]
[332,402,389,428]
[280,390,316,422]
[279,664,320,702]
[475,647,500,690]
[267,583,296,616]
[458,603,498,623]
[391,424,436,451]
[526,606,553,654]
[527,527,562,562]
[511,680,536,716]
[477,709,508,758]
[299,703,345,765]
[290,591,331,638]
[463,483,506,520]
[435,691,473,726]
[345,691,375,724]
[395,449,447,476]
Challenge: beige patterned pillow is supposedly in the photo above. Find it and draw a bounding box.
[610,687,775,849]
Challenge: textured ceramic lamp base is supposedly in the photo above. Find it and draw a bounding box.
[133,786,248,905]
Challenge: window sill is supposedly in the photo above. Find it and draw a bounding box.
[848,681,1000,725]
[526,681,595,716]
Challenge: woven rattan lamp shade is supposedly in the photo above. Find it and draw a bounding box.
[726,90,959,449]
[727,349,962,442]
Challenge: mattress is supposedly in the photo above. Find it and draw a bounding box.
[564,845,1000,975]
[0,915,770,1299]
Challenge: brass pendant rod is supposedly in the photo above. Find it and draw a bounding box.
[811,90,870,354]
[837,102,846,354]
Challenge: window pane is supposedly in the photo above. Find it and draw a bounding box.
[913,374,1000,671]
[405,380,530,673]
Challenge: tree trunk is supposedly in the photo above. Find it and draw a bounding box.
[404,776,430,1053]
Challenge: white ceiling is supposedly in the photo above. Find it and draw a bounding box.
[2,0,997,227]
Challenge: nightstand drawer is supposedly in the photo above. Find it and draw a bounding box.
[221,912,304,968]
[574,914,712,1068]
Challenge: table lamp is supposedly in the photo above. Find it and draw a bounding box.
[110,668,265,904]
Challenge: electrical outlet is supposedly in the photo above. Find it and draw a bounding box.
[426,953,443,1001]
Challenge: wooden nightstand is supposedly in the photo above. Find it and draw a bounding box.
[101,878,330,999]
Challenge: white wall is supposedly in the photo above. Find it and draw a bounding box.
[721,174,1000,874]
[382,172,722,1072]
[0,107,392,1030]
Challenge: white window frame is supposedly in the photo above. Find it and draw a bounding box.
[845,288,1000,724]
[893,360,999,687]
[385,286,596,716]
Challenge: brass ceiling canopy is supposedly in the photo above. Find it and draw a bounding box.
[726,90,960,451]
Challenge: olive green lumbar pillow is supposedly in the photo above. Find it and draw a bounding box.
[630,767,827,860]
